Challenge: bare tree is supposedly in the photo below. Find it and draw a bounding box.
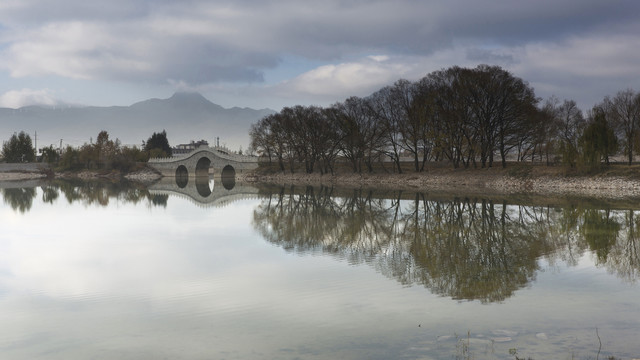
[553,99,586,167]
[317,107,344,174]
[389,79,434,172]
[427,67,474,168]
[368,86,404,173]
[460,65,538,168]
[527,98,561,165]
[280,106,317,173]
[249,118,274,163]
[605,89,640,165]
[333,97,385,173]
[265,113,291,172]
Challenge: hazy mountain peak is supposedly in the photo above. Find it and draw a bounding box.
[131,91,224,111]
[0,93,275,150]
[168,91,209,102]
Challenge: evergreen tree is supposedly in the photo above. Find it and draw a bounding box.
[2,131,36,163]
[144,130,172,157]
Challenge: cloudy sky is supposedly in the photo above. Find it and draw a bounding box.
[1,0,639,111]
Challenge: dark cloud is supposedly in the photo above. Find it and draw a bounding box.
[436,0,639,44]
[1,0,640,110]
[0,0,170,23]
[465,48,515,65]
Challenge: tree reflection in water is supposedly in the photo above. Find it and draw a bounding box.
[1,179,168,211]
[2,187,36,213]
[252,185,640,303]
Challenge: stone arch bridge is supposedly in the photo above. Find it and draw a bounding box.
[147,145,259,178]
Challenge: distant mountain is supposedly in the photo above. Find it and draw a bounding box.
[0,92,275,151]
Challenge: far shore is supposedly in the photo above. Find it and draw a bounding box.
[3,162,640,199]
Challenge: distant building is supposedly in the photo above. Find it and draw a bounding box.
[172,140,209,156]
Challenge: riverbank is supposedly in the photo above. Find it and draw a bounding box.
[239,163,640,199]
[4,162,640,199]
[0,163,50,181]
[0,163,162,183]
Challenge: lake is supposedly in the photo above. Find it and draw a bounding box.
[1,178,639,359]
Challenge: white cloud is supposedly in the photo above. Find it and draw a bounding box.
[270,56,424,103]
[265,48,491,105]
[0,88,59,108]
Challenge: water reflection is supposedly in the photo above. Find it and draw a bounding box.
[2,187,37,213]
[3,180,639,302]
[1,177,256,212]
[252,185,640,302]
[2,181,640,358]
[175,174,231,197]
[1,179,168,210]
[176,174,188,188]
[221,173,235,190]
[195,176,213,196]
[220,165,236,190]
[176,172,233,196]
[41,185,59,204]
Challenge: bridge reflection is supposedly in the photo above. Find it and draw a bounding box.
[148,176,258,207]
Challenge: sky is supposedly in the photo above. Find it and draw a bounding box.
[1,0,640,112]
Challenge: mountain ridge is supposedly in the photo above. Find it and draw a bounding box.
[0,92,275,151]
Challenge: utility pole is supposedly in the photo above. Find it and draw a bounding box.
[34,131,37,156]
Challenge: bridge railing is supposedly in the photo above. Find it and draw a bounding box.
[208,146,259,162]
[147,156,175,163]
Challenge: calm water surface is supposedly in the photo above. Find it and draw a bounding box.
[1,178,639,359]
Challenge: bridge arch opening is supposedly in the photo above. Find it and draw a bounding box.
[196,157,212,177]
[175,165,188,188]
[221,165,236,190]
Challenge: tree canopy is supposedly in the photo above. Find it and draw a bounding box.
[251,65,540,173]
[580,107,618,167]
[144,130,172,157]
[2,131,35,163]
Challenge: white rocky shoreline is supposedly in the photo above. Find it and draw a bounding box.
[0,166,162,183]
[239,170,640,199]
[0,172,48,181]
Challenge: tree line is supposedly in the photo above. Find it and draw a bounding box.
[250,64,640,174]
[1,129,172,172]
